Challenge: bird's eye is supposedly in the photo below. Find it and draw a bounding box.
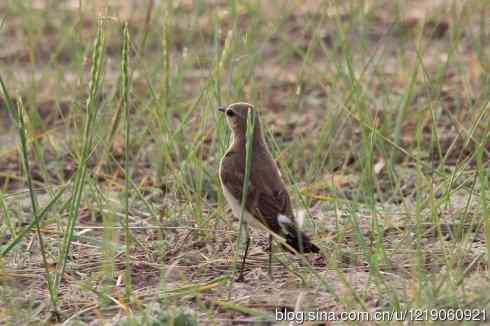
[226,110,235,117]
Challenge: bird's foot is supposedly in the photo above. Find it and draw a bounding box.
[234,272,246,282]
[311,254,326,267]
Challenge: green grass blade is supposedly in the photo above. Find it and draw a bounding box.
[55,20,105,290]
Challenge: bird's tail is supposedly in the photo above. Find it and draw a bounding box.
[280,222,319,253]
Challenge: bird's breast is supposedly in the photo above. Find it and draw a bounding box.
[221,183,264,229]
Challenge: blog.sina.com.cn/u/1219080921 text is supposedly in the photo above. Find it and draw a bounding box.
[275,308,487,323]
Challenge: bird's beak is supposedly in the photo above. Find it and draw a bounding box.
[218,106,226,113]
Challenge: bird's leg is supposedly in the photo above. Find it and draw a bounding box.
[268,234,273,279]
[236,233,250,282]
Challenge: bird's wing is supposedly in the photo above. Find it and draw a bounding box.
[220,151,319,253]
[220,151,292,233]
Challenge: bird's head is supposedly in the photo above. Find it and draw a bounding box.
[218,102,261,139]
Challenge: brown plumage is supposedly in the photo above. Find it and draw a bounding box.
[218,102,319,279]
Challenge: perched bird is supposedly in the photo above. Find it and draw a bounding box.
[218,102,319,280]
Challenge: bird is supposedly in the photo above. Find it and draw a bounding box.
[218,102,319,280]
